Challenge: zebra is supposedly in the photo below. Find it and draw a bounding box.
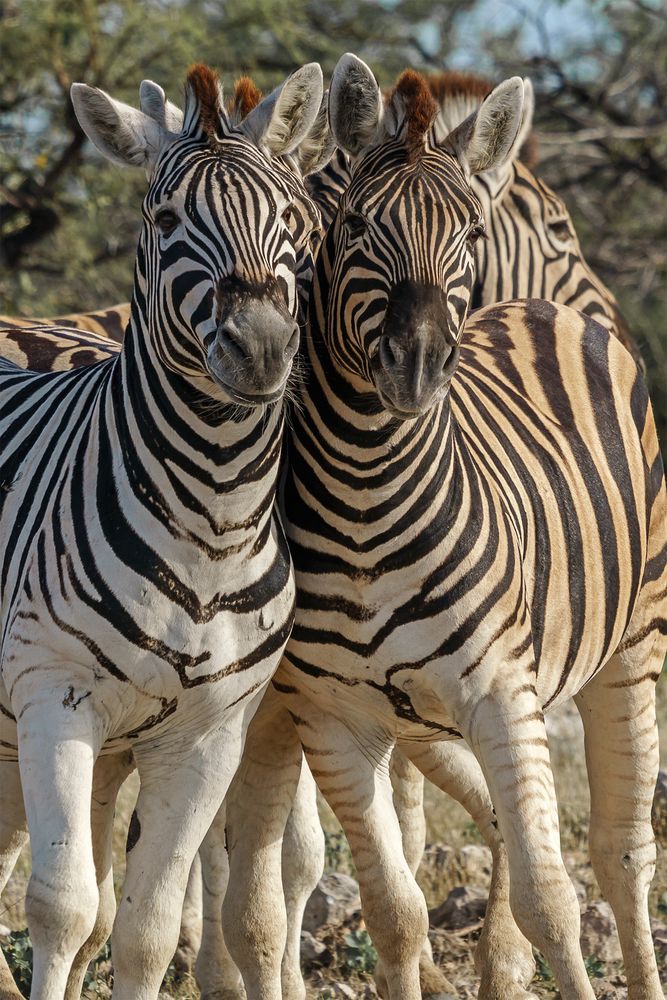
[0,60,325,1000]
[0,66,654,999]
[218,54,666,1000]
[1,66,658,999]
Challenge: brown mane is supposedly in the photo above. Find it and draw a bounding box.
[427,70,493,106]
[186,63,222,138]
[230,76,263,120]
[427,69,539,168]
[388,69,438,159]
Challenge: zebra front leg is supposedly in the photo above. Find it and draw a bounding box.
[111,725,246,1000]
[466,686,594,1000]
[0,760,28,1000]
[295,703,427,1000]
[15,688,102,1000]
[376,749,456,1000]
[196,805,245,1000]
[575,644,664,1000]
[64,750,135,1000]
[222,688,305,1000]
[400,738,537,1000]
[280,760,325,997]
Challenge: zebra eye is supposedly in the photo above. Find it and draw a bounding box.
[548,218,572,243]
[344,212,367,240]
[467,222,486,245]
[155,209,179,237]
[282,204,297,225]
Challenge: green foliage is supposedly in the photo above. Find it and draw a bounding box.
[2,929,32,994]
[584,954,606,979]
[341,928,377,974]
[324,828,355,876]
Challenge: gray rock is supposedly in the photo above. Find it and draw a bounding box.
[300,929,327,966]
[580,900,623,964]
[303,873,361,932]
[591,975,627,998]
[429,885,487,929]
[457,844,492,882]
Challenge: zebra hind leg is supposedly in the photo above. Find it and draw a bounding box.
[575,641,665,1000]
[280,758,325,998]
[64,750,135,1000]
[376,749,457,999]
[110,727,244,1000]
[398,739,537,1000]
[222,691,304,1000]
[196,804,246,1000]
[0,760,28,1000]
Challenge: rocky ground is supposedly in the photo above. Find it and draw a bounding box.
[2,696,667,998]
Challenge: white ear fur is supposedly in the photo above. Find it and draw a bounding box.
[240,63,323,157]
[139,79,184,133]
[443,77,525,177]
[295,90,336,176]
[512,76,534,160]
[71,83,171,171]
[328,53,384,158]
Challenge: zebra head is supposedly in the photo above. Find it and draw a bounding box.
[326,54,524,419]
[71,63,324,406]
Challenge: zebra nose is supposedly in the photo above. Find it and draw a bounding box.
[217,315,299,367]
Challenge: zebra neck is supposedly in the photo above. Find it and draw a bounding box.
[108,310,285,532]
[294,328,461,512]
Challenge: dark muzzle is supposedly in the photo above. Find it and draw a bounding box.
[208,275,299,404]
[371,280,460,417]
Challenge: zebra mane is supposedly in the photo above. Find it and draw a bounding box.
[228,77,263,123]
[386,70,438,160]
[184,63,231,140]
[428,71,538,168]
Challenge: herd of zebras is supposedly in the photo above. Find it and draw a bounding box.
[0,49,664,1000]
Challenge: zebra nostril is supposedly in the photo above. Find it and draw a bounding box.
[217,325,247,364]
[379,334,397,369]
[284,325,299,361]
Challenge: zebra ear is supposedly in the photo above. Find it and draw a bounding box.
[442,77,524,176]
[512,77,535,163]
[240,63,324,157]
[71,83,172,172]
[329,53,384,158]
[139,80,184,133]
[295,90,336,176]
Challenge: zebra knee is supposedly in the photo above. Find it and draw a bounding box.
[27,861,98,960]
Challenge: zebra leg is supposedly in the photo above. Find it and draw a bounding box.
[16,693,101,1000]
[466,689,595,1000]
[110,727,245,1000]
[280,761,325,997]
[374,750,456,999]
[175,853,203,978]
[64,750,135,1000]
[0,761,28,1000]
[575,644,664,1000]
[195,805,246,1000]
[295,705,426,1000]
[222,689,304,1000]
[400,739,537,1000]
